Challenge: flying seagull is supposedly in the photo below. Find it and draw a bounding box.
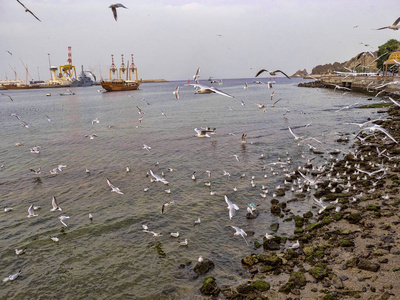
[376,17,400,30]
[194,128,210,138]
[189,83,234,98]
[6,51,12,56]
[50,196,62,212]
[224,195,239,220]
[149,169,169,185]
[106,178,124,194]
[17,0,41,22]
[230,226,249,246]
[255,69,290,79]
[1,93,14,101]
[173,86,180,99]
[109,3,128,21]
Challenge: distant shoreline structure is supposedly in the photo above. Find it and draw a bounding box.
[142,79,168,83]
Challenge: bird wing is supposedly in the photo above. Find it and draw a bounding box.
[27,9,41,22]
[60,219,68,227]
[28,204,34,215]
[111,6,118,20]
[273,70,290,79]
[288,127,298,138]
[255,69,269,77]
[393,17,400,26]
[376,26,389,30]
[208,86,234,98]
[106,178,115,189]
[16,0,27,9]
[52,196,59,209]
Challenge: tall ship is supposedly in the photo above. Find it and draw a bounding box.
[101,54,142,92]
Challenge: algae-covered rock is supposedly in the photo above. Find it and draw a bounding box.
[200,276,220,296]
[366,204,380,211]
[194,258,215,275]
[257,254,282,266]
[250,280,270,291]
[241,254,258,266]
[309,266,328,279]
[345,213,362,224]
[340,240,355,247]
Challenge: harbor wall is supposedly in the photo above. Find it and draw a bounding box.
[298,75,400,99]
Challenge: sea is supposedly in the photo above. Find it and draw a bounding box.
[0,78,385,299]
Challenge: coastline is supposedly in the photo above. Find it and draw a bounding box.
[201,93,400,299]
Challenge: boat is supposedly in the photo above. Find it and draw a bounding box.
[59,89,75,96]
[70,65,94,87]
[101,79,142,92]
[100,54,141,92]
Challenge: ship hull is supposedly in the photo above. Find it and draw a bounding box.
[101,79,142,92]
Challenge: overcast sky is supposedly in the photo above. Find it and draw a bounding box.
[1,0,400,81]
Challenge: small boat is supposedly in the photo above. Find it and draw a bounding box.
[101,79,142,92]
[60,89,75,96]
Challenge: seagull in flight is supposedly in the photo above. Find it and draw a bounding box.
[193,67,200,82]
[106,178,124,194]
[50,196,62,211]
[230,226,249,246]
[109,3,128,21]
[173,86,180,99]
[194,128,210,138]
[189,83,234,98]
[59,215,70,227]
[149,169,169,184]
[288,126,303,141]
[255,69,290,79]
[376,17,400,30]
[224,195,239,220]
[1,93,14,101]
[143,144,151,151]
[17,0,41,22]
[27,204,38,217]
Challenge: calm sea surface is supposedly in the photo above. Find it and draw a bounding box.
[0,78,384,299]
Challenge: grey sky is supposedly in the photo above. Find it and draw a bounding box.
[1,0,399,81]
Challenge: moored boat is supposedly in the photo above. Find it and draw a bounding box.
[101,79,142,92]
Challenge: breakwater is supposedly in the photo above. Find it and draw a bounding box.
[299,75,400,99]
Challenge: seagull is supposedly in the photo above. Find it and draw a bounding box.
[241,134,247,143]
[173,86,180,99]
[109,3,128,21]
[149,169,169,185]
[6,51,12,56]
[290,240,300,249]
[1,93,14,101]
[194,217,201,224]
[29,167,41,175]
[142,144,151,152]
[89,213,93,221]
[91,118,100,125]
[255,69,290,79]
[357,124,398,144]
[288,127,303,141]
[50,237,59,242]
[230,226,249,246]
[265,233,274,240]
[16,0,41,22]
[233,154,240,162]
[189,83,234,98]
[170,232,180,237]
[50,196,62,211]
[30,146,41,154]
[106,178,124,194]
[59,215,70,227]
[162,201,175,213]
[244,82,248,89]
[198,256,204,262]
[4,207,13,212]
[27,204,38,217]
[179,239,188,246]
[15,248,27,255]
[193,67,200,82]
[136,106,144,115]
[194,128,210,138]
[224,195,239,220]
[143,230,162,237]
[376,17,400,30]
[3,270,21,282]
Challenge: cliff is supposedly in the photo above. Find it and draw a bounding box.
[311,51,378,75]
[291,69,308,78]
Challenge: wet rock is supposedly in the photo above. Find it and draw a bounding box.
[357,259,380,272]
[257,254,282,266]
[309,266,329,280]
[270,204,281,215]
[340,240,355,247]
[270,222,279,232]
[241,254,258,266]
[263,240,281,251]
[246,209,259,219]
[193,258,215,275]
[345,213,362,224]
[200,276,220,296]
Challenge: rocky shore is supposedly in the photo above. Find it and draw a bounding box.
[197,101,400,299]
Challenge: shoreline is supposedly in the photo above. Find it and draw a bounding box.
[199,93,400,299]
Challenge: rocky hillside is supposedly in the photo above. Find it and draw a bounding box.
[291,69,308,77]
[311,51,378,75]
